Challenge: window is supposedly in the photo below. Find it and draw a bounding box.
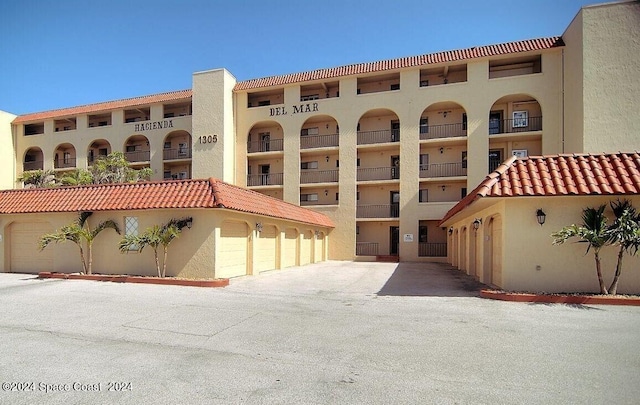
[301,161,318,170]
[300,127,319,136]
[164,170,172,179]
[178,143,188,156]
[390,83,400,91]
[420,80,429,87]
[98,148,108,156]
[126,145,139,153]
[461,151,468,169]
[356,192,360,200]
[63,152,71,164]
[461,188,467,199]
[419,118,429,134]
[356,226,360,235]
[124,217,139,251]
[419,226,428,243]
[419,189,429,203]
[336,160,339,168]
[258,100,271,106]
[164,141,171,149]
[513,111,529,128]
[300,194,318,202]
[300,94,319,101]
[462,113,467,131]
[420,154,429,171]
[335,192,339,201]
[512,149,528,158]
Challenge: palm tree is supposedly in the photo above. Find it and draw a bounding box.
[607,200,640,294]
[40,211,120,274]
[552,205,609,294]
[119,218,191,278]
[19,169,56,188]
[57,169,93,186]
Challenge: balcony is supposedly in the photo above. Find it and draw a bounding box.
[356,204,399,218]
[357,167,400,182]
[300,134,339,149]
[419,162,466,178]
[247,139,284,153]
[124,150,150,163]
[23,161,43,171]
[247,173,283,187]
[490,116,542,135]
[356,242,379,256]
[54,158,76,169]
[418,243,447,257]
[300,170,339,184]
[357,129,400,145]
[420,123,467,140]
[163,148,192,160]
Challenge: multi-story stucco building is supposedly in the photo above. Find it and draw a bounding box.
[1,0,638,265]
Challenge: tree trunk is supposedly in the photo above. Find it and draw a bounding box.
[87,242,93,275]
[162,246,168,278]
[595,252,608,294]
[153,247,161,278]
[78,244,87,275]
[608,246,625,295]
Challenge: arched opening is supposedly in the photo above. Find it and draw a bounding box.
[53,143,77,169]
[300,115,339,149]
[87,139,112,165]
[23,147,44,171]
[246,121,284,187]
[123,135,151,163]
[247,121,283,153]
[419,101,468,140]
[357,108,400,145]
[163,130,192,180]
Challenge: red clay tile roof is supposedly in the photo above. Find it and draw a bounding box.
[439,152,640,226]
[13,89,193,124]
[234,37,564,91]
[0,178,334,228]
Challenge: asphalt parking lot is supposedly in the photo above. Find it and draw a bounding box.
[0,261,639,404]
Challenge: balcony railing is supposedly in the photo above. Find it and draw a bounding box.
[419,162,467,178]
[357,167,400,181]
[124,150,150,162]
[300,170,339,184]
[54,158,76,169]
[356,204,399,218]
[247,173,283,186]
[23,161,43,171]
[247,139,284,153]
[300,134,339,149]
[420,123,467,140]
[490,116,542,135]
[418,243,447,257]
[163,148,192,160]
[356,242,379,256]
[357,129,400,145]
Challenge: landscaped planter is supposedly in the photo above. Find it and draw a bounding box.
[38,272,229,288]
[480,289,640,306]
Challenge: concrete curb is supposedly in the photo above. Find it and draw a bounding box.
[480,289,640,306]
[37,272,229,288]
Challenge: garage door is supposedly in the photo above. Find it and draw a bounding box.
[314,232,324,263]
[218,221,248,278]
[300,231,313,266]
[10,222,53,273]
[283,228,297,268]
[255,225,277,273]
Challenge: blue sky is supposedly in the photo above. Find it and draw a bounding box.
[0,0,594,115]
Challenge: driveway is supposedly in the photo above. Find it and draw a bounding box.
[0,261,639,404]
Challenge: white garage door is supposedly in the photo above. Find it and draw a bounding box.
[255,225,277,273]
[10,222,53,273]
[218,221,248,278]
[283,228,297,268]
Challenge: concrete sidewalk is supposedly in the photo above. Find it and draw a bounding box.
[0,261,639,404]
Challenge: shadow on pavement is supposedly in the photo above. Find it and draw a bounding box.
[377,262,488,297]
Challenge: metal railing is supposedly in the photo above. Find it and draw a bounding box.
[357,167,400,181]
[247,139,284,153]
[23,161,43,171]
[124,150,150,162]
[420,123,467,140]
[163,148,192,160]
[300,170,339,184]
[418,243,447,257]
[490,116,542,135]
[357,129,400,145]
[300,134,339,149]
[247,173,283,186]
[356,242,379,256]
[54,158,76,169]
[356,204,400,218]
[419,162,467,178]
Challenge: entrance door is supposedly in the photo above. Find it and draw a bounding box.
[390,191,400,217]
[390,155,400,179]
[260,132,270,152]
[489,149,502,172]
[390,226,400,255]
[391,120,400,142]
[489,111,502,135]
[259,164,270,185]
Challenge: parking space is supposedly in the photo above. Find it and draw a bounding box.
[0,262,639,404]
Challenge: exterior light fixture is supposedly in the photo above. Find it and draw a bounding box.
[324,189,328,196]
[448,227,453,235]
[441,185,446,191]
[536,209,546,226]
[473,218,482,230]
[439,147,444,154]
[326,156,330,162]
[315,230,320,238]
[186,217,193,229]
[256,222,263,233]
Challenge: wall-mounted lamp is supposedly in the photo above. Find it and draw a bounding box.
[439,147,444,154]
[186,217,193,229]
[326,124,329,129]
[315,230,320,238]
[441,185,446,192]
[473,218,482,230]
[324,189,328,196]
[256,222,263,233]
[439,110,452,118]
[326,156,330,162]
[536,209,546,226]
[448,227,453,235]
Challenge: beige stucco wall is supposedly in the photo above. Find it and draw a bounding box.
[445,195,640,294]
[0,111,16,189]
[563,1,640,153]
